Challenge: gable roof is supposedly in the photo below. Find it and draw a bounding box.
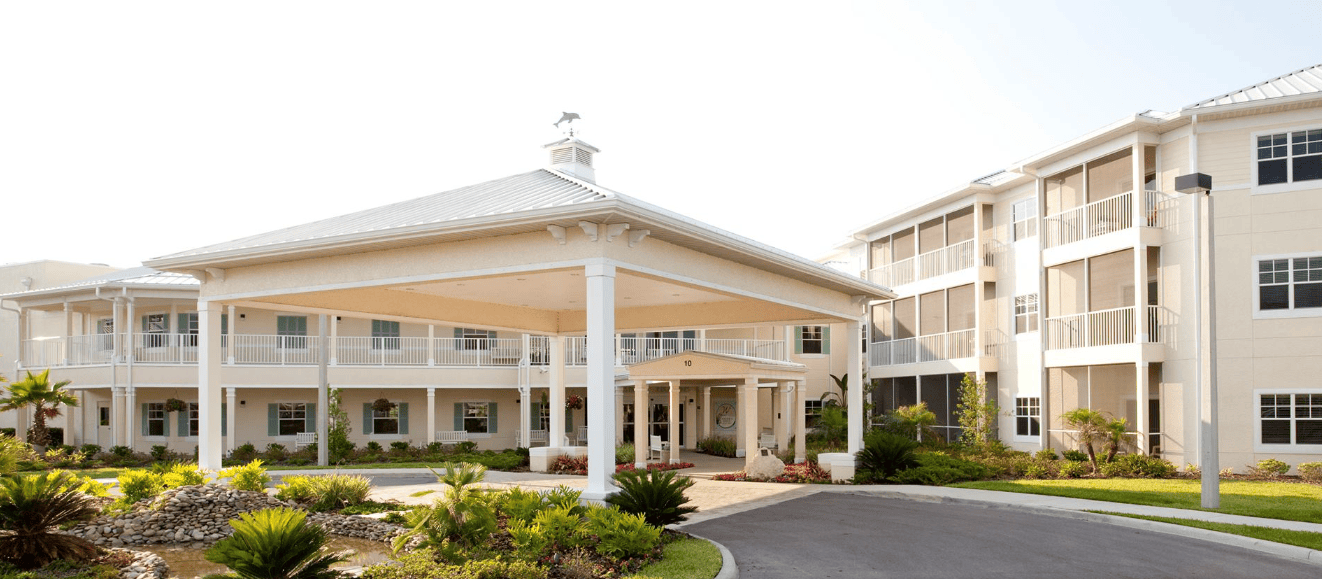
[1189,64,1322,110]
[0,267,198,300]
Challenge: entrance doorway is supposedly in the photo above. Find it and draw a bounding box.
[648,401,686,447]
[97,402,112,447]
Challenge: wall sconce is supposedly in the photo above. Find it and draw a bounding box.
[240,400,246,406]
[239,314,246,320]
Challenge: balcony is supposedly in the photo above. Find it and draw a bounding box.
[1044,305,1174,350]
[1043,190,1177,249]
[868,239,987,288]
[869,328,980,365]
[20,334,788,369]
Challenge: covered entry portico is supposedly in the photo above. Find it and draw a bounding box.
[627,351,808,470]
[147,144,891,500]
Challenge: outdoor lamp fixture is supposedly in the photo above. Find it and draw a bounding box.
[1176,172,1220,509]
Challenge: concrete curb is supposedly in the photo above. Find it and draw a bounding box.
[685,532,738,579]
[846,490,1322,568]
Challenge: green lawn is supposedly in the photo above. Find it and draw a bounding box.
[952,479,1322,523]
[1093,510,1322,551]
[628,537,722,579]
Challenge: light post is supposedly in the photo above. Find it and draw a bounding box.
[1176,172,1219,509]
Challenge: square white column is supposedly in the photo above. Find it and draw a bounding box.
[742,378,759,469]
[634,380,648,468]
[317,315,329,466]
[795,381,807,464]
[520,386,531,448]
[549,336,565,448]
[702,386,711,445]
[198,301,224,470]
[846,320,864,454]
[226,387,237,453]
[776,381,791,451]
[583,262,617,501]
[428,388,437,445]
[226,305,236,365]
[668,381,680,464]
[1136,363,1149,455]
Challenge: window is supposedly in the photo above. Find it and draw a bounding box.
[97,319,114,351]
[801,326,824,355]
[278,402,308,435]
[143,314,168,347]
[99,406,110,427]
[372,320,401,350]
[1012,198,1037,241]
[1014,294,1039,334]
[463,402,490,434]
[1258,129,1322,186]
[1015,397,1041,437]
[373,404,400,434]
[804,400,823,428]
[147,403,166,436]
[1261,393,1322,446]
[456,328,494,350]
[277,316,308,349]
[188,402,199,437]
[1258,256,1322,312]
[181,313,199,347]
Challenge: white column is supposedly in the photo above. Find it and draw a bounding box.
[735,383,747,458]
[198,301,224,470]
[124,298,135,450]
[1133,142,1146,226]
[426,325,435,366]
[742,378,758,468]
[427,388,437,445]
[668,381,680,464]
[615,387,625,445]
[519,386,531,448]
[1136,240,1149,344]
[697,329,707,352]
[226,387,237,454]
[846,320,864,454]
[1136,363,1149,455]
[111,299,123,363]
[226,305,236,364]
[795,380,807,464]
[634,380,648,468]
[317,314,329,466]
[549,336,565,448]
[701,386,711,448]
[776,381,791,451]
[112,386,125,447]
[125,299,135,363]
[583,262,617,501]
[63,303,73,366]
[69,391,82,446]
[329,315,339,366]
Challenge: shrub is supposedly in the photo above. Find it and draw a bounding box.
[1248,458,1290,479]
[888,452,991,485]
[531,505,583,549]
[362,548,546,579]
[0,472,100,569]
[219,459,271,492]
[1099,454,1177,478]
[696,436,736,458]
[454,441,477,454]
[548,455,589,475]
[162,463,209,488]
[427,442,447,454]
[117,469,166,505]
[389,441,411,454]
[1058,460,1088,478]
[854,430,919,484]
[365,442,383,453]
[205,507,348,579]
[1062,450,1089,462]
[615,443,635,465]
[79,444,102,458]
[231,443,259,463]
[506,518,551,560]
[276,474,372,512]
[264,443,289,462]
[109,445,134,458]
[543,485,586,517]
[150,445,170,462]
[584,506,662,560]
[605,468,696,527]
[49,469,111,497]
[0,436,26,476]
[1034,449,1058,461]
[494,487,547,525]
[1298,461,1322,483]
[393,462,497,559]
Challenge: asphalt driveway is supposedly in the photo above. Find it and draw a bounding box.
[683,492,1320,579]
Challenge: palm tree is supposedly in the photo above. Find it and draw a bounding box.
[1103,417,1132,462]
[0,370,77,451]
[1062,408,1107,474]
[0,471,100,569]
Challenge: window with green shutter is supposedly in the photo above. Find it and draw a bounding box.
[371,320,401,350]
[276,402,309,435]
[462,402,490,434]
[372,403,400,434]
[145,403,167,437]
[277,316,308,349]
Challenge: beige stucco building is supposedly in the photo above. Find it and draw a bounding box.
[825,64,1322,472]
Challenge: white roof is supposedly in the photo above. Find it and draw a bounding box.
[0,267,198,299]
[1189,64,1322,110]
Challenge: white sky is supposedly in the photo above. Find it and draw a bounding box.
[3,0,1319,269]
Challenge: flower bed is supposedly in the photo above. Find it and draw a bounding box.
[712,461,832,484]
[616,462,695,473]
[548,456,694,476]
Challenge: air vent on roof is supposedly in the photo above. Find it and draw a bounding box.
[574,148,592,167]
[551,147,574,165]
[543,137,600,183]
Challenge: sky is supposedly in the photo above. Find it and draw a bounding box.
[3,0,1319,269]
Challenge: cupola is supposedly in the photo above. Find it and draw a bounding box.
[543,137,600,183]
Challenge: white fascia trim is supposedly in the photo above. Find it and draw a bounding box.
[2,283,199,304]
[1010,114,1157,173]
[1183,92,1322,117]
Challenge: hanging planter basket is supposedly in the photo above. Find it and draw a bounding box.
[164,398,188,413]
[565,395,584,410]
[372,398,396,413]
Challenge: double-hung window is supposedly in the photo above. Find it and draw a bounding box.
[373,404,400,434]
[143,314,168,348]
[463,402,490,434]
[457,328,494,351]
[277,316,308,349]
[1012,198,1037,241]
[1258,129,1322,186]
[371,320,401,350]
[97,318,115,351]
[800,326,824,355]
[278,402,308,435]
[1015,397,1041,437]
[1258,256,1322,313]
[147,403,167,436]
[1014,294,1039,334]
[804,400,823,428]
[1260,393,1322,446]
[188,402,200,437]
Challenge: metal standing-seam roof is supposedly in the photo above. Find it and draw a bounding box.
[153,169,611,261]
[0,267,199,300]
[1189,64,1322,109]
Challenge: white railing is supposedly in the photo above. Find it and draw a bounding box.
[702,339,784,360]
[68,334,116,365]
[131,333,200,364]
[1043,190,1177,249]
[433,338,524,367]
[868,256,915,288]
[335,336,431,366]
[868,328,976,366]
[21,338,65,368]
[1045,305,1174,350]
[228,334,322,365]
[868,239,978,287]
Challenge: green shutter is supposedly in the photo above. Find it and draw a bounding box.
[267,404,278,436]
[488,403,497,434]
[794,327,803,354]
[221,314,228,335]
[453,403,463,431]
[178,314,189,335]
[162,409,170,437]
[305,403,316,434]
[177,410,188,437]
[399,403,409,435]
[221,403,227,436]
[822,326,831,355]
[531,402,542,429]
[140,403,148,436]
[362,403,374,435]
[277,316,288,334]
[566,408,573,433]
[142,316,149,332]
[453,327,463,349]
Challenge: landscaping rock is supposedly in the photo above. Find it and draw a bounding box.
[746,448,786,480]
[62,483,405,547]
[107,548,168,579]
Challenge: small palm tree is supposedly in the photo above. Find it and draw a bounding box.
[0,471,100,569]
[606,468,697,527]
[0,370,78,450]
[1062,408,1107,474]
[1103,417,1132,462]
[393,462,497,555]
[204,507,347,579]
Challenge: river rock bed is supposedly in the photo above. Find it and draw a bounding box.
[106,548,169,579]
[63,484,405,548]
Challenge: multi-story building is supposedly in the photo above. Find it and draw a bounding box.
[827,64,1322,471]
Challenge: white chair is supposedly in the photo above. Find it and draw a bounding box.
[649,435,667,461]
[294,432,316,450]
[577,426,589,446]
[529,429,548,447]
[435,431,469,447]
